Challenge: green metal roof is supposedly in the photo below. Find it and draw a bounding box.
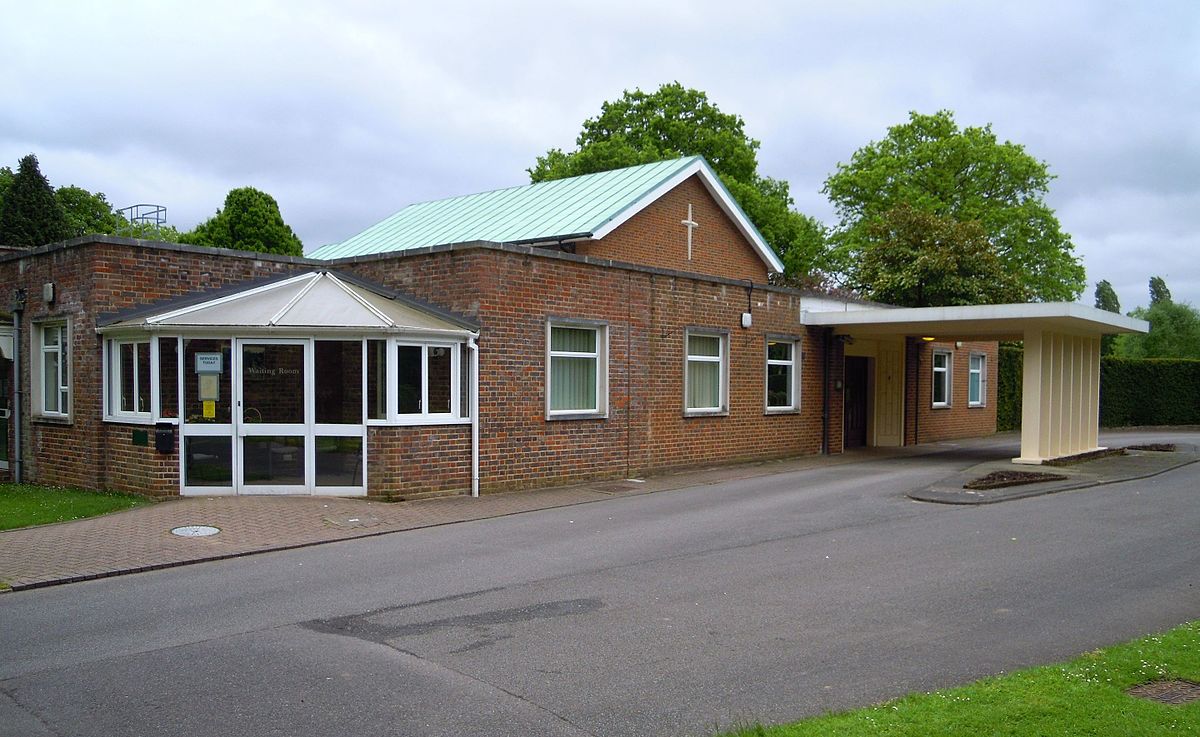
[310,156,708,260]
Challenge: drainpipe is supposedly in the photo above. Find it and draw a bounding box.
[11,290,25,483]
[821,327,832,455]
[912,338,920,446]
[469,336,479,497]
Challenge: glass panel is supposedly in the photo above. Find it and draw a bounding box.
[460,343,471,418]
[551,356,597,411]
[767,363,792,408]
[396,345,421,414]
[315,436,363,487]
[427,346,452,414]
[367,339,386,420]
[767,341,792,362]
[158,338,179,419]
[184,339,232,424]
[242,344,305,424]
[687,361,720,409]
[136,342,151,413]
[688,334,721,358]
[242,436,305,485]
[119,342,136,412]
[969,372,981,403]
[185,436,233,486]
[933,353,948,370]
[315,340,362,424]
[42,325,57,348]
[933,372,947,405]
[551,327,596,353]
[43,348,59,413]
[0,356,10,463]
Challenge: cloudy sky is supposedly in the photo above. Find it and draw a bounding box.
[3,0,1196,309]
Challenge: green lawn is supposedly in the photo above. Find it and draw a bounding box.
[0,483,151,531]
[724,621,1200,736]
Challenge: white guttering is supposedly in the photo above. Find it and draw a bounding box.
[469,336,480,497]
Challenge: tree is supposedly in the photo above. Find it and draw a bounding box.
[1117,303,1200,359]
[0,154,70,248]
[852,204,1024,307]
[823,110,1085,304]
[1149,275,1172,305]
[1094,279,1121,355]
[56,185,124,238]
[529,82,828,276]
[181,187,303,256]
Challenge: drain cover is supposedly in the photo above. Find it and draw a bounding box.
[171,525,220,537]
[1127,679,1200,705]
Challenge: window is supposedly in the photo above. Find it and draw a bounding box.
[685,331,727,414]
[109,339,152,418]
[765,339,799,411]
[547,323,606,418]
[932,350,951,407]
[969,353,986,407]
[35,322,70,418]
[396,343,455,417]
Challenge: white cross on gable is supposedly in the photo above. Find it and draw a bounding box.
[681,204,698,260]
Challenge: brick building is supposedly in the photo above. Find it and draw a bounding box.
[0,157,1139,497]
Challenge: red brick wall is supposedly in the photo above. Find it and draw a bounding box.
[367,425,471,499]
[3,240,307,492]
[573,175,772,283]
[904,339,999,444]
[345,246,828,492]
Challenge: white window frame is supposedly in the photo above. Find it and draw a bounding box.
[33,321,71,420]
[545,320,608,420]
[968,352,987,407]
[684,329,729,416]
[932,349,952,408]
[391,340,460,423]
[104,338,153,422]
[764,337,800,413]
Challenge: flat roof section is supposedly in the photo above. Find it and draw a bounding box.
[800,302,1148,340]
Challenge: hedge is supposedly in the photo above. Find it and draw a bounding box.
[996,349,1200,429]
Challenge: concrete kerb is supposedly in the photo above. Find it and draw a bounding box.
[908,443,1200,505]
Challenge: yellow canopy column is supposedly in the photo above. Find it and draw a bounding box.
[1016,329,1102,464]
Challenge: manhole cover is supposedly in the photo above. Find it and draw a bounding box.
[1127,679,1200,705]
[170,525,221,537]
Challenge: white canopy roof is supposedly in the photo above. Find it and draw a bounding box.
[800,302,1148,340]
[100,271,476,337]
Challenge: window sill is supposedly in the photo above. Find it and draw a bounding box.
[32,415,73,426]
[968,403,986,409]
[366,417,472,427]
[546,411,608,421]
[104,414,156,426]
[683,409,728,418]
[931,404,952,410]
[765,407,800,415]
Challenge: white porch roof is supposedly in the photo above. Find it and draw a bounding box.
[800,302,1147,340]
[99,271,476,336]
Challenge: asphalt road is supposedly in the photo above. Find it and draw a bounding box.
[2,432,1198,737]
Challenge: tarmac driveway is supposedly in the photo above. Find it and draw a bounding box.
[2,431,1199,736]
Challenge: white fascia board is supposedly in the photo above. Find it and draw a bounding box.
[801,302,1149,334]
[589,159,786,274]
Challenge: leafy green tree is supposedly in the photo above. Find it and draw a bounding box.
[181,187,303,256]
[56,185,125,238]
[1117,302,1200,359]
[824,110,1085,303]
[1094,279,1121,355]
[852,204,1024,307]
[0,166,13,207]
[0,154,70,248]
[1149,275,1172,305]
[529,82,827,275]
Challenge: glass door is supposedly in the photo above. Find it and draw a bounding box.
[181,338,234,495]
[0,329,11,471]
[237,339,308,494]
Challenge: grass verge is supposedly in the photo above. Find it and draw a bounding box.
[723,620,1200,736]
[0,484,151,531]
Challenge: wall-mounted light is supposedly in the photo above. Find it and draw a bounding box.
[921,336,936,342]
